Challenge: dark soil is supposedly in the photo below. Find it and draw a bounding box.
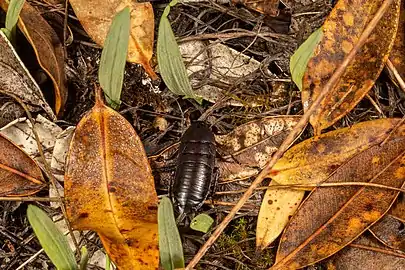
[1,0,404,269]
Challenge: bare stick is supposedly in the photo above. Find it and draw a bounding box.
[386,59,405,93]
[0,197,61,202]
[185,0,395,268]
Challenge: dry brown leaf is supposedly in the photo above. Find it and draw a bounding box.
[0,133,45,196]
[231,0,280,16]
[0,30,55,120]
[326,235,405,270]
[257,118,401,251]
[69,0,156,79]
[301,0,400,134]
[388,0,405,78]
[272,124,405,269]
[215,116,299,182]
[369,195,405,251]
[0,1,67,115]
[64,88,159,269]
[369,214,405,251]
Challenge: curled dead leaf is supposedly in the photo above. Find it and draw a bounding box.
[69,0,156,79]
[65,88,159,269]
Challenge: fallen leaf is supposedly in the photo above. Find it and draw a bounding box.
[17,2,67,115]
[326,235,405,270]
[388,0,405,79]
[301,0,401,134]
[215,116,299,182]
[190,213,214,233]
[256,180,304,250]
[64,88,159,269]
[231,0,280,16]
[0,30,55,120]
[0,132,45,196]
[157,0,202,103]
[179,41,284,106]
[69,0,156,79]
[272,125,405,269]
[369,214,405,251]
[257,118,402,252]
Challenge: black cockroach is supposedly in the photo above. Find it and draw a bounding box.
[172,121,217,222]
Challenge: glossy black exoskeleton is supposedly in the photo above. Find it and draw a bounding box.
[173,122,216,220]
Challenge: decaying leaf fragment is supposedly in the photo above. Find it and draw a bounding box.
[0,133,45,196]
[13,2,67,115]
[257,119,402,251]
[215,116,299,182]
[64,88,159,269]
[326,235,405,270]
[0,30,55,120]
[231,0,280,16]
[369,195,405,251]
[69,0,156,79]
[388,0,405,79]
[301,0,400,134]
[272,122,405,269]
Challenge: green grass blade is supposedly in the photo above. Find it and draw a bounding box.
[158,197,185,270]
[98,7,130,109]
[27,205,78,270]
[5,0,25,44]
[79,246,88,270]
[290,27,323,91]
[157,0,202,104]
[190,213,214,233]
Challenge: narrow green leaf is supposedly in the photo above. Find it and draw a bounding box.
[158,196,185,270]
[98,7,130,109]
[27,205,77,270]
[190,213,214,233]
[157,0,202,104]
[1,28,11,40]
[79,246,88,270]
[105,254,111,270]
[290,27,323,91]
[4,0,25,44]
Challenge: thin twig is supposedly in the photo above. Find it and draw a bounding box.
[214,181,405,195]
[349,243,405,258]
[386,59,405,93]
[185,0,395,268]
[0,196,61,202]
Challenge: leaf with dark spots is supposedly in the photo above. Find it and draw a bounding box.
[370,214,405,251]
[64,87,159,269]
[271,125,405,269]
[257,119,402,251]
[301,0,401,134]
[215,116,299,182]
[388,0,405,81]
[0,133,45,196]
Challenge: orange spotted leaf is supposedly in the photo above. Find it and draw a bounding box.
[64,88,159,269]
[69,0,156,79]
[271,123,405,269]
[301,0,401,134]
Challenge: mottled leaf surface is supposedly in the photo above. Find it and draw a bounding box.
[69,0,156,79]
[272,125,405,269]
[65,89,159,269]
[301,0,400,134]
[0,133,45,196]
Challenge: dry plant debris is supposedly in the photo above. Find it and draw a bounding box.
[1,0,405,269]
